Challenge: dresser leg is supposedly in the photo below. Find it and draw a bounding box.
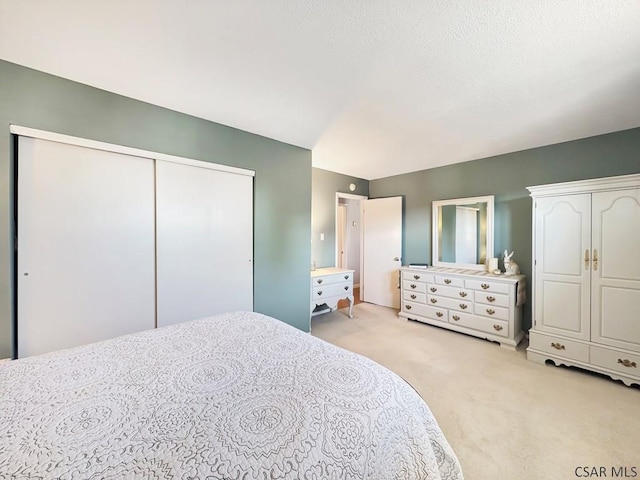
[347,295,354,318]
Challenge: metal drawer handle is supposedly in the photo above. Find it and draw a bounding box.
[317,290,323,296]
[406,305,412,310]
[459,291,468,298]
[486,308,495,315]
[452,315,460,321]
[493,324,503,331]
[481,283,490,290]
[551,342,565,350]
[618,358,637,368]
[444,278,452,284]
[344,286,349,291]
[414,274,421,280]
[436,312,443,318]
[593,249,598,271]
[584,249,590,270]
[344,275,349,280]
[486,296,496,302]
[430,298,438,304]
[410,284,417,289]
[317,279,323,284]
[410,294,417,299]
[430,287,437,292]
[459,304,468,310]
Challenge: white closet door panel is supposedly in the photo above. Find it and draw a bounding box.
[18,137,156,357]
[156,160,253,327]
[591,189,640,350]
[534,195,591,339]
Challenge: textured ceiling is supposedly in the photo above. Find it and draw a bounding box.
[1,1,639,179]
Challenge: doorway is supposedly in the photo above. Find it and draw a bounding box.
[336,192,367,301]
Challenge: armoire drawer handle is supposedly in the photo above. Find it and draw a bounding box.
[430,287,437,292]
[410,294,417,299]
[459,291,467,298]
[344,275,349,280]
[406,305,412,310]
[410,284,417,289]
[617,358,637,368]
[436,312,443,318]
[481,283,490,290]
[317,279,323,284]
[444,279,452,284]
[344,286,349,291]
[452,315,460,321]
[459,304,468,310]
[486,308,495,315]
[551,342,565,350]
[414,274,421,280]
[493,324,503,331]
[430,298,437,304]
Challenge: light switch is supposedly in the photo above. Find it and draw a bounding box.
[320,233,324,241]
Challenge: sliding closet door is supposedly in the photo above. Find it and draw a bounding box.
[17,137,156,357]
[156,160,253,327]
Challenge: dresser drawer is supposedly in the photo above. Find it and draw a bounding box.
[403,301,447,322]
[590,346,640,377]
[434,275,464,288]
[465,279,510,295]
[474,290,510,308]
[312,282,351,300]
[402,270,434,283]
[313,272,352,286]
[528,332,589,363]
[426,283,471,300]
[427,295,473,312]
[474,303,509,321]
[404,290,426,303]
[403,280,427,293]
[448,312,509,338]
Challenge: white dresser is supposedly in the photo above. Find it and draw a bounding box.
[527,174,640,386]
[399,266,525,349]
[310,268,355,319]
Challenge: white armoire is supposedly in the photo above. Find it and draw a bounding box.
[527,174,640,386]
[16,127,254,358]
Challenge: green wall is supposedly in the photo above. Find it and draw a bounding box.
[0,60,312,358]
[311,168,369,268]
[371,128,640,330]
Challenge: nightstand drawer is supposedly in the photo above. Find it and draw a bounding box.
[529,332,589,363]
[312,272,352,286]
[312,282,351,299]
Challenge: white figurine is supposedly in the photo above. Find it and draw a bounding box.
[503,250,520,275]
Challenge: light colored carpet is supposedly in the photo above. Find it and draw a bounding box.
[311,302,640,480]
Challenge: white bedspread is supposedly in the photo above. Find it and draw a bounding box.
[0,311,463,479]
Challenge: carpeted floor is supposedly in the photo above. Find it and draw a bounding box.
[311,302,640,480]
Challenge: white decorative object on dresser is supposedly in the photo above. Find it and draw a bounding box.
[311,267,355,320]
[527,174,640,386]
[399,267,526,349]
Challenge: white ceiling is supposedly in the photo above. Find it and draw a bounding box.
[1,1,639,180]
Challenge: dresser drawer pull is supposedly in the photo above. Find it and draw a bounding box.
[410,284,417,289]
[550,342,565,350]
[481,283,490,290]
[317,290,323,296]
[486,308,495,315]
[414,274,421,280]
[617,358,637,368]
[405,304,412,310]
[430,287,437,292]
[317,279,323,284]
[344,286,349,291]
[444,278,452,284]
[452,315,460,321]
[486,296,496,302]
[410,294,417,299]
[459,304,468,310]
[459,291,468,298]
[493,324,503,331]
[436,312,444,318]
[429,298,438,304]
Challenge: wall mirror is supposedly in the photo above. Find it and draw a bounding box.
[432,195,494,271]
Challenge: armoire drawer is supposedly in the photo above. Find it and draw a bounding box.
[448,312,509,338]
[403,301,447,323]
[528,332,589,363]
[403,280,427,293]
[590,346,640,377]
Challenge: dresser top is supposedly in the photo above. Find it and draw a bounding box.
[402,266,525,283]
[311,267,355,278]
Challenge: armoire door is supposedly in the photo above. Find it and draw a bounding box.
[534,194,591,340]
[18,137,156,357]
[155,160,254,327]
[590,188,640,351]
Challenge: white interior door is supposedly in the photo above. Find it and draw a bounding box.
[337,204,347,268]
[18,137,156,357]
[362,196,402,308]
[156,160,253,327]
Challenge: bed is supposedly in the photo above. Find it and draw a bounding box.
[0,311,463,479]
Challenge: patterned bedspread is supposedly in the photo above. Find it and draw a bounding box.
[0,311,463,479]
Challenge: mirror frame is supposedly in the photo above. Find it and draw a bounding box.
[432,195,494,271]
